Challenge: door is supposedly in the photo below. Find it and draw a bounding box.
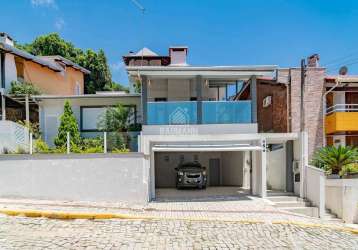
[209,158,220,186]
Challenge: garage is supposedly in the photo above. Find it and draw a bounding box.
[153,149,254,200]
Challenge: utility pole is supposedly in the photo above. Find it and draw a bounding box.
[300,59,306,132]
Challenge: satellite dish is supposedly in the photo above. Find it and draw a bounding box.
[339,66,348,75]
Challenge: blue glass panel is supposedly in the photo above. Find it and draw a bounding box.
[147,102,197,125]
[202,101,251,124]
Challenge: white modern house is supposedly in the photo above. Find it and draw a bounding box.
[124,47,307,201]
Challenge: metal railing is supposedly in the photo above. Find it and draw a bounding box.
[326,104,358,115]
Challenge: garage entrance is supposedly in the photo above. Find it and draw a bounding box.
[154,151,252,200]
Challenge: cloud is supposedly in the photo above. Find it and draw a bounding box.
[110,62,125,72]
[31,0,57,8]
[54,17,65,30]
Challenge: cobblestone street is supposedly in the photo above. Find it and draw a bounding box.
[0,215,357,249]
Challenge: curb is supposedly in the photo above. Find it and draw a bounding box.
[0,208,357,235]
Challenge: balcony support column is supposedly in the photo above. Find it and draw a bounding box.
[250,76,257,123]
[141,75,148,125]
[196,75,203,124]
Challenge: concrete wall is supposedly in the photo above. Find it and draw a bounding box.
[39,96,141,146]
[306,165,325,217]
[0,154,147,204]
[0,120,29,153]
[325,179,358,224]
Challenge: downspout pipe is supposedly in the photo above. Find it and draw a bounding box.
[322,79,341,146]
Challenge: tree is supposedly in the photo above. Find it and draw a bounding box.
[311,146,358,175]
[97,104,129,132]
[15,33,112,94]
[54,100,81,148]
[103,82,129,92]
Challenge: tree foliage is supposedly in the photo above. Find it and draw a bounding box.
[9,81,41,95]
[54,100,81,148]
[15,33,127,94]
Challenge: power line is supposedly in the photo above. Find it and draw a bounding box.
[130,0,145,13]
[326,60,358,74]
[323,50,358,67]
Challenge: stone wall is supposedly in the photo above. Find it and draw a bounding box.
[290,67,325,159]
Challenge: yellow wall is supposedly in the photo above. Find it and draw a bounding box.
[325,112,358,134]
[23,60,84,95]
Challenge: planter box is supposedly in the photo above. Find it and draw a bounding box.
[343,173,358,179]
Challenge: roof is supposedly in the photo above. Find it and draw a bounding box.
[325,75,358,83]
[32,93,140,100]
[39,55,90,74]
[0,42,90,74]
[126,65,277,80]
[127,47,159,57]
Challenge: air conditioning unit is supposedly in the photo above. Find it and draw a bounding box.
[262,96,272,108]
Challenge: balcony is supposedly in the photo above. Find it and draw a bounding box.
[147,101,251,125]
[325,104,358,134]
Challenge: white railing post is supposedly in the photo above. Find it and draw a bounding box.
[104,131,107,153]
[29,132,33,155]
[66,132,70,154]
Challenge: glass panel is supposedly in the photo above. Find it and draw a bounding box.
[202,101,251,124]
[147,102,197,125]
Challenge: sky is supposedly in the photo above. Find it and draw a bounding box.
[2,0,358,86]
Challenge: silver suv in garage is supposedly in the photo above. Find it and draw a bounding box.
[175,162,207,189]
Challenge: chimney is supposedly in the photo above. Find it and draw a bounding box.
[169,46,188,66]
[0,32,14,46]
[307,54,320,67]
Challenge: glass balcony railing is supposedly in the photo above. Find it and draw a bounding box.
[147,101,197,125]
[202,101,251,124]
[147,101,252,125]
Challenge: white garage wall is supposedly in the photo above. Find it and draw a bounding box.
[221,151,243,186]
[0,154,147,204]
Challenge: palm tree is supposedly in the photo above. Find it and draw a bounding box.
[311,146,358,175]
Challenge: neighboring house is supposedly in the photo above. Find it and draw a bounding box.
[34,92,141,148]
[0,32,90,123]
[0,32,90,96]
[324,75,358,147]
[124,46,302,200]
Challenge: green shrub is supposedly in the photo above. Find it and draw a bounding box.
[311,146,358,175]
[9,81,41,95]
[128,123,142,132]
[82,146,103,153]
[111,148,130,153]
[339,163,358,177]
[34,139,50,153]
[15,147,27,154]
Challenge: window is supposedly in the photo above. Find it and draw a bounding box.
[15,58,24,82]
[190,97,197,101]
[80,105,137,132]
[74,82,81,95]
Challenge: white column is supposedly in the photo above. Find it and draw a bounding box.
[300,131,308,198]
[103,132,107,153]
[25,94,29,126]
[260,138,267,198]
[29,132,33,155]
[1,93,5,120]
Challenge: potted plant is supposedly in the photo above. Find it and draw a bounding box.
[311,146,358,179]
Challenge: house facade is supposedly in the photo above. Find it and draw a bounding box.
[124,47,306,200]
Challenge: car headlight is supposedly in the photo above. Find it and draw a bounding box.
[178,171,184,176]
